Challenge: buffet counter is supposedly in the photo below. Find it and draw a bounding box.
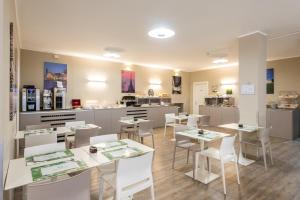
[19,105,179,132]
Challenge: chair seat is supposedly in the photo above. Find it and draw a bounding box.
[166,123,176,127]
[199,148,235,162]
[122,127,137,133]
[136,132,153,137]
[176,140,196,149]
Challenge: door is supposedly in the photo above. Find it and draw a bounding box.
[193,82,209,114]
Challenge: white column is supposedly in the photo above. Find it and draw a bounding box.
[238,32,267,127]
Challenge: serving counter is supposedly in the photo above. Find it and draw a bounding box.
[19,105,179,133]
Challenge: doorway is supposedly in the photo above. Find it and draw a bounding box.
[193,82,209,114]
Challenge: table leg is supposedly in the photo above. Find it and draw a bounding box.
[185,140,219,184]
[238,131,255,166]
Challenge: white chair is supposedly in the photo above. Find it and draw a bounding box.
[66,127,99,148]
[99,152,155,200]
[195,135,240,195]
[172,125,198,168]
[90,134,118,145]
[135,121,155,147]
[25,170,91,200]
[120,116,137,139]
[164,113,176,136]
[65,121,86,128]
[241,127,274,170]
[24,142,65,158]
[187,116,198,129]
[25,133,57,148]
[26,124,51,131]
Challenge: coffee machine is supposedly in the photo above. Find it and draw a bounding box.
[54,88,66,110]
[21,86,40,112]
[43,89,52,110]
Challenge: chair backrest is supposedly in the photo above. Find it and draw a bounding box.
[74,127,99,147]
[26,170,90,200]
[65,121,86,128]
[116,152,153,198]
[259,127,271,145]
[138,121,153,136]
[26,124,51,131]
[165,113,175,123]
[90,134,118,145]
[120,116,134,121]
[187,116,198,128]
[199,116,210,126]
[25,133,57,148]
[174,125,190,141]
[24,142,65,157]
[220,135,236,157]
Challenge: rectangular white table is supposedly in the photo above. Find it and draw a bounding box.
[119,118,149,125]
[171,114,206,124]
[219,123,262,166]
[5,139,153,191]
[15,124,101,158]
[176,129,229,184]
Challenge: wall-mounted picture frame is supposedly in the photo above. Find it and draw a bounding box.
[44,62,67,90]
[121,70,135,93]
[172,76,182,94]
[267,68,274,94]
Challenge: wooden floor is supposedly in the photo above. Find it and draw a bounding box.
[15,127,300,200]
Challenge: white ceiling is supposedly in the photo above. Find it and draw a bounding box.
[16,0,300,71]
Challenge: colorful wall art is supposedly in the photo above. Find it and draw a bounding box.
[121,70,135,93]
[44,62,67,90]
[267,68,274,94]
[172,76,182,94]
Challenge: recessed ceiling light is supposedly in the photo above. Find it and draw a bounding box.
[148,28,175,39]
[212,58,228,64]
[103,52,121,58]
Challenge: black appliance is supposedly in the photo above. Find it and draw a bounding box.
[120,96,137,107]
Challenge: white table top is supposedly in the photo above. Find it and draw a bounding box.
[81,139,154,165]
[171,114,206,120]
[15,124,101,140]
[119,119,149,125]
[5,148,98,190]
[5,139,153,190]
[176,129,229,142]
[218,123,261,133]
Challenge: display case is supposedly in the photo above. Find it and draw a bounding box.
[278,91,299,109]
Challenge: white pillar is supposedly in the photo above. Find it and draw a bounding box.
[238,32,267,127]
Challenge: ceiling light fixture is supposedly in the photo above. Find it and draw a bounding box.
[212,58,228,64]
[148,28,175,39]
[103,52,121,59]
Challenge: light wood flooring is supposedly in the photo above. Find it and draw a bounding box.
[14,127,300,200]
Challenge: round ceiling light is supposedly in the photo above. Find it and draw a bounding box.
[103,52,121,58]
[148,28,175,39]
[212,58,228,64]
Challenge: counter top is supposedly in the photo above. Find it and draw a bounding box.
[20,105,178,114]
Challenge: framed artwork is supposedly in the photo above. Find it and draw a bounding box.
[44,62,67,90]
[9,22,18,121]
[267,68,274,94]
[172,76,182,94]
[121,70,135,93]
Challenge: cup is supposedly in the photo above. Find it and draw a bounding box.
[238,124,243,128]
[89,146,97,153]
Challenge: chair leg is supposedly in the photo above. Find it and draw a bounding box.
[164,124,167,136]
[235,156,240,184]
[152,135,155,148]
[150,184,155,200]
[262,145,268,170]
[187,149,190,164]
[269,146,274,165]
[220,161,226,195]
[99,177,104,200]
[172,145,177,169]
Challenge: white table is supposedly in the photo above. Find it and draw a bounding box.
[5,148,98,190]
[176,129,229,184]
[5,139,153,191]
[171,114,206,124]
[119,118,149,125]
[15,124,101,158]
[219,123,262,166]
